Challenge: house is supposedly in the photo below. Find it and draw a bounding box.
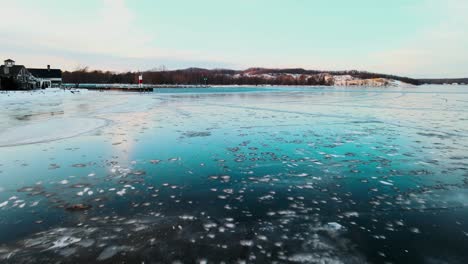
[0,59,37,90]
[29,65,63,88]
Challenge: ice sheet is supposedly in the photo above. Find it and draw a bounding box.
[0,86,468,263]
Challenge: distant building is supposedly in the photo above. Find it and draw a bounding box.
[0,59,63,90]
[29,65,63,88]
[0,59,37,90]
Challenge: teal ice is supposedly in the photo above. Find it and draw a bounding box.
[0,86,467,263]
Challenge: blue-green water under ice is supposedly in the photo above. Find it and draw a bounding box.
[0,86,467,263]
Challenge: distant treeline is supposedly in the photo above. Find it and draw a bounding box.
[419,78,468,85]
[63,68,332,85]
[62,67,466,86]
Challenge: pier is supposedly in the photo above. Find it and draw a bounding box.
[83,86,154,92]
[62,84,211,92]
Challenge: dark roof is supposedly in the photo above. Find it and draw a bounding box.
[28,68,62,79]
[0,65,26,77]
[4,59,15,62]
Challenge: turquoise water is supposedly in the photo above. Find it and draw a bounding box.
[0,86,467,263]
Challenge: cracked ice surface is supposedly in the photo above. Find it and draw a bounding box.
[0,86,468,263]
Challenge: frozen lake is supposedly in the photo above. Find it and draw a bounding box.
[0,86,468,263]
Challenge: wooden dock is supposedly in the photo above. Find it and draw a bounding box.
[84,87,154,92]
[62,84,211,92]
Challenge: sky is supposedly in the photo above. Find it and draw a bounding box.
[1,0,467,78]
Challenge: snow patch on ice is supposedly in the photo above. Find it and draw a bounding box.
[47,236,81,250]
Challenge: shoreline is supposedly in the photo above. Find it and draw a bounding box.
[2,82,465,93]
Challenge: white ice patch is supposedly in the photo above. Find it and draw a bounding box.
[288,253,344,263]
[240,240,253,247]
[379,180,394,186]
[343,212,359,218]
[48,236,81,250]
[97,246,129,261]
[259,195,274,201]
[326,222,344,232]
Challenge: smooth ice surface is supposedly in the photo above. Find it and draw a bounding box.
[0,118,107,147]
[0,86,468,263]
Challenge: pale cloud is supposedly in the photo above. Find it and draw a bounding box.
[1,0,152,57]
[1,0,467,76]
[369,0,468,78]
[244,0,468,77]
[0,0,225,71]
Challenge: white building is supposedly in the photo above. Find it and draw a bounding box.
[29,65,63,88]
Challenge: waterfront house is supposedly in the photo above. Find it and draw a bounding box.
[0,59,37,90]
[29,65,63,88]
